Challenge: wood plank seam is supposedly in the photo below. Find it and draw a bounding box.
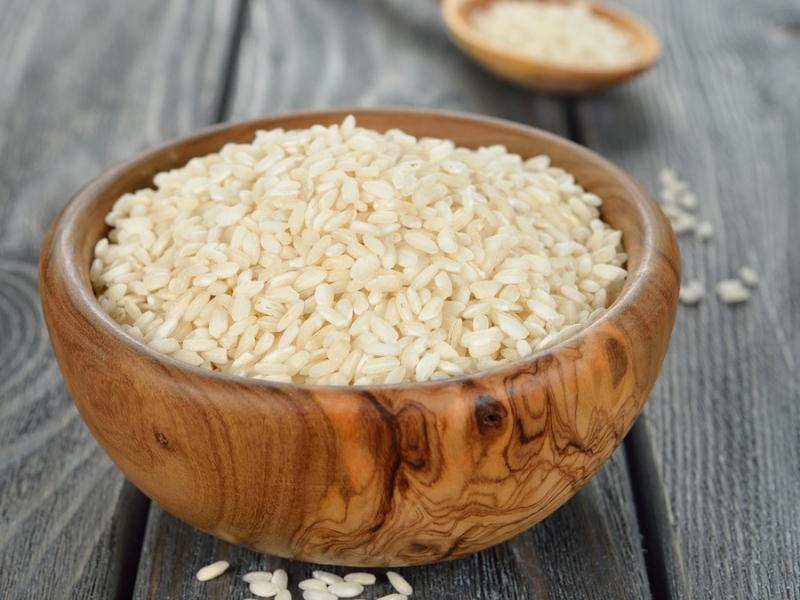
[214,0,250,123]
[567,96,676,599]
[623,420,677,600]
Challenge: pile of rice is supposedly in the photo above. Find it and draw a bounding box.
[472,0,640,69]
[91,116,626,385]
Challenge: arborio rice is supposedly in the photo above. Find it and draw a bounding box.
[472,0,640,69]
[91,116,627,385]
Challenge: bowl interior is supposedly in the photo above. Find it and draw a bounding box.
[63,108,659,384]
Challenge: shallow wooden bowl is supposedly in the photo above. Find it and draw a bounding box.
[39,108,679,566]
[442,0,661,94]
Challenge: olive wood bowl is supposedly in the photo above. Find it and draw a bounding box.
[39,108,679,566]
[442,0,661,94]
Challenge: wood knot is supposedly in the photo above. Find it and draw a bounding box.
[474,394,507,435]
[604,337,628,388]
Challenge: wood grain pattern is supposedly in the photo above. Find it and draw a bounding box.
[39,109,680,566]
[135,445,647,600]
[0,0,238,597]
[577,0,800,597]
[441,0,661,94]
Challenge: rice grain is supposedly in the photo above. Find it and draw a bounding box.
[327,582,364,598]
[716,279,751,304]
[195,560,230,582]
[343,573,376,585]
[243,571,273,583]
[250,581,281,598]
[386,571,413,596]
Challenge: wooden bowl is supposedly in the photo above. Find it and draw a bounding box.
[39,108,679,566]
[442,0,661,94]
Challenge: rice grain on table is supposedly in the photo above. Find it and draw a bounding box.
[716,279,751,304]
[695,220,713,241]
[93,117,627,385]
[195,560,230,581]
[303,590,337,600]
[738,266,759,287]
[243,571,273,583]
[272,568,289,589]
[386,571,413,596]
[327,581,364,598]
[312,571,344,585]
[299,579,328,591]
[679,280,704,305]
[250,580,281,598]
[343,573,376,585]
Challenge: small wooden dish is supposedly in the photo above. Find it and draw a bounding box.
[39,108,679,566]
[442,0,661,94]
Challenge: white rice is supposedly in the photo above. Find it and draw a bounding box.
[658,168,701,237]
[93,117,626,385]
[386,572,413,596]
[343,573,376,585]
[738,266,759,287]
[299,579,328,591]
[272,569,289,589]
[243,571,273,583]
[195,560,230,582]
[678,280,704,305]
[326,581,364,598]
[716,279,751,304]
[302,590,337,600]
[695,220,713,242]
[471,0,640,68]
[312,571,344,585]
[250,580,281,598]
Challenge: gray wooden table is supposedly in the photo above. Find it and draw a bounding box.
[1,0,797,598]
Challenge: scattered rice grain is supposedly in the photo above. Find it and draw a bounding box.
[303,591,337,600]
[716,279,751,304]
[679,280,704,305]
[299,579,328,591]
[327,582,364,598]
[343,573,376,586]
[243,571,273,583]
[738,266,759,287]
[250,580,281,598]
[312,571,344,585]
[386,571,413,596]
[195,560,230,582]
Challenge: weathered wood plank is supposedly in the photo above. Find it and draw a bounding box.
[134,1,651,598]
[577,0,800,597]
[0,1,238,597]
[227,0,568,130]
[0,0,238,262]
[134,447,646,600]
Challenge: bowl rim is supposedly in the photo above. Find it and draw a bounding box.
[45,106,676,395]
[441,0,662,81]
